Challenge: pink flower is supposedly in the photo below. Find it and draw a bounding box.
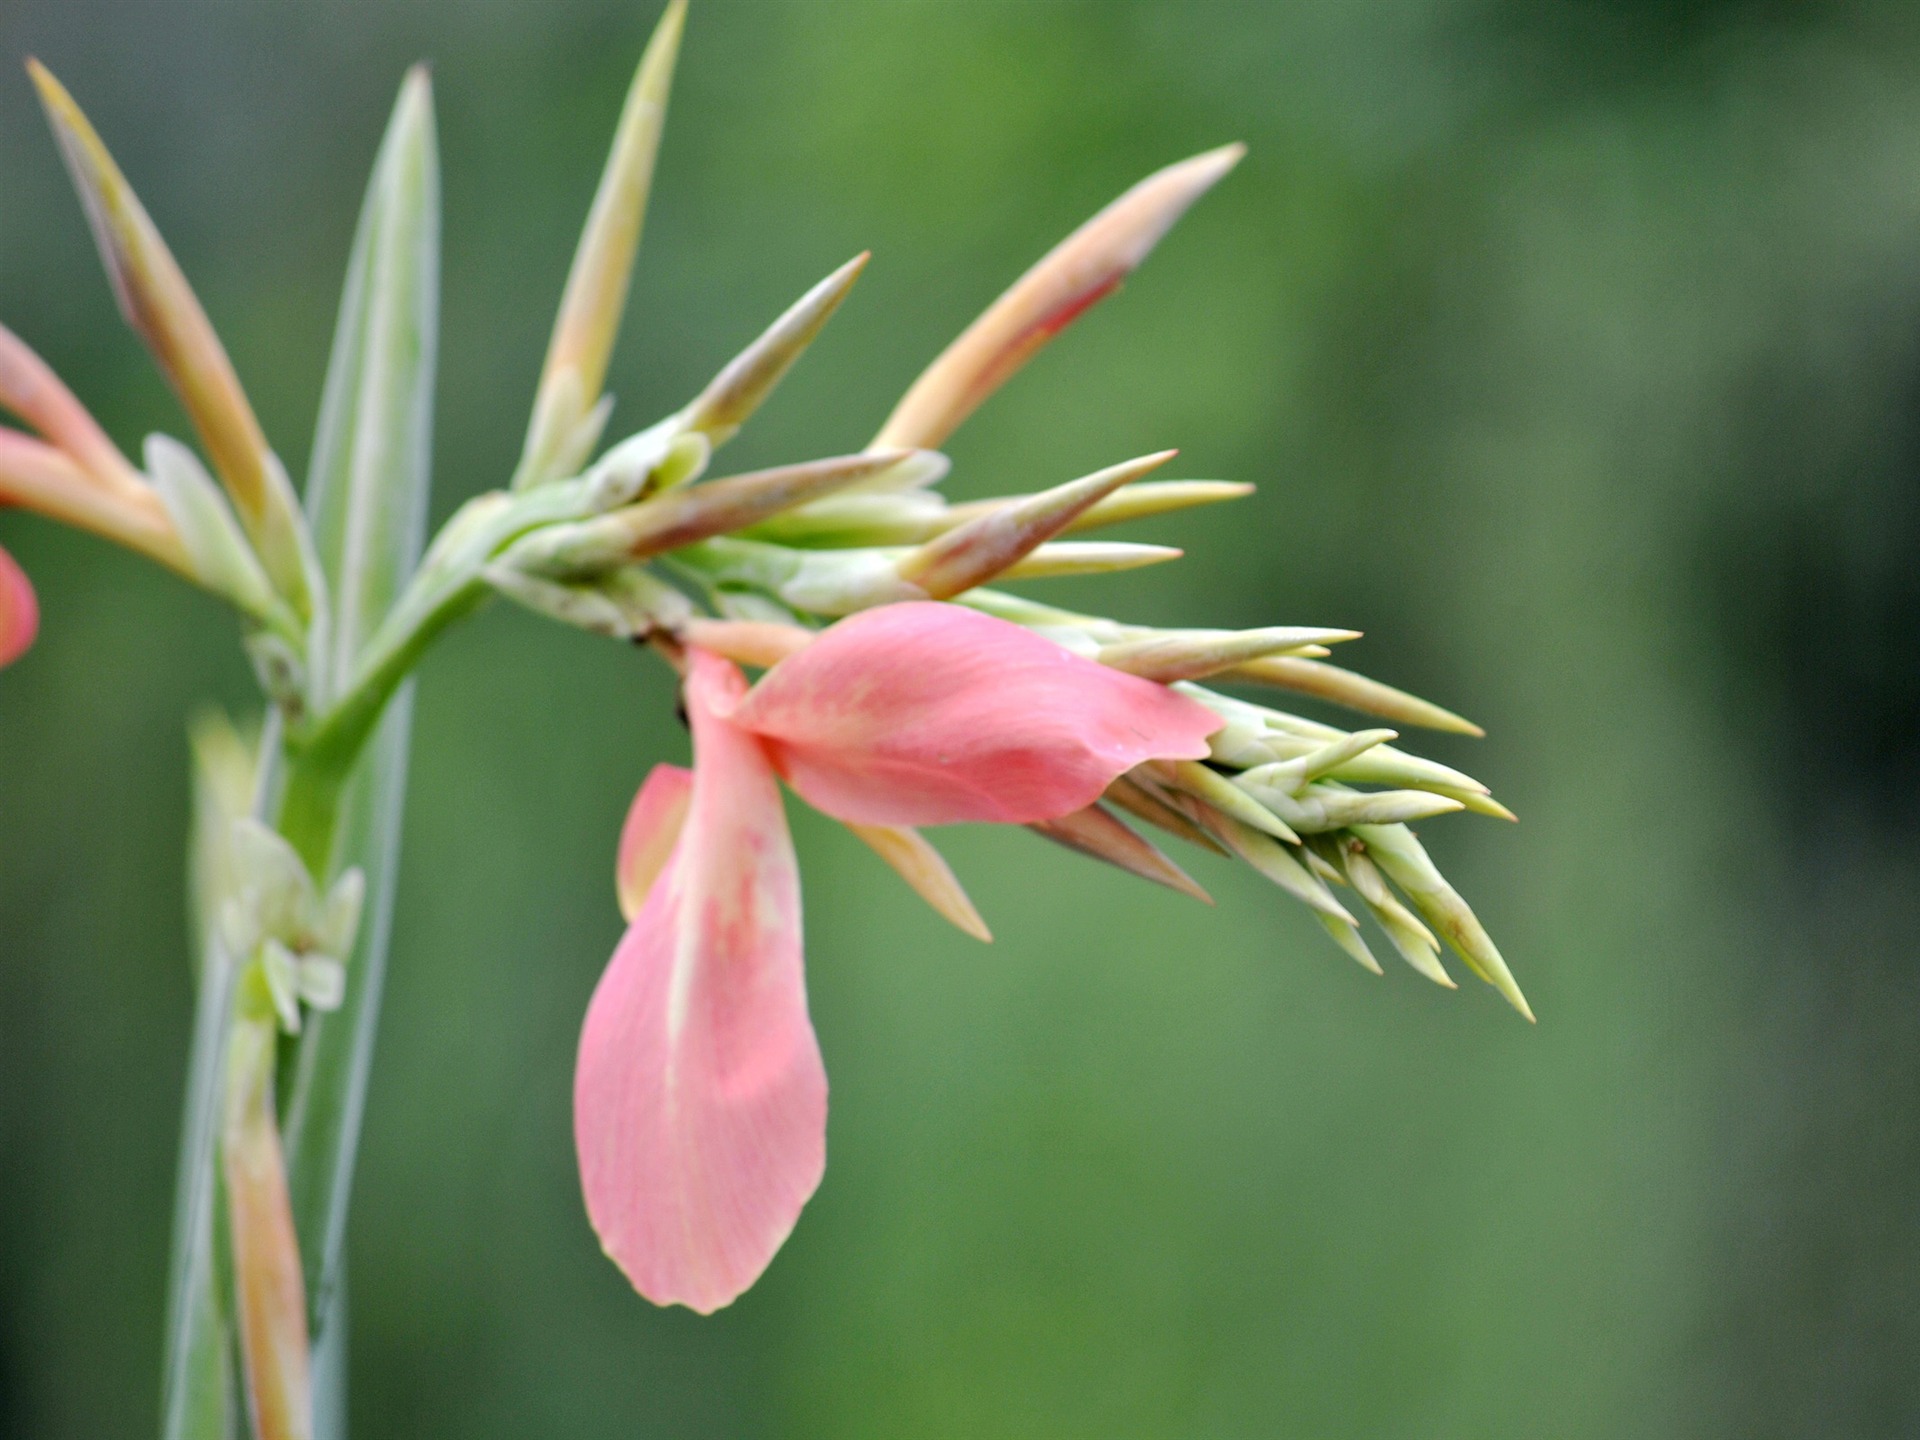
[0,537,38,669]
[574,601,1221,1311]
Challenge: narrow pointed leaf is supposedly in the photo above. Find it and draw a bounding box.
[873,144,1244,449]
[303,67,439,699]
[517,0,686,488]
[277,71,440,1358]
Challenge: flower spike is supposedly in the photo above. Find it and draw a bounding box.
[874,144,1244,450]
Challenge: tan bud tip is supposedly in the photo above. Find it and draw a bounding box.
[848,823,992,942]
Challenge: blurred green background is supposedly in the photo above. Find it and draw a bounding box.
[4,0,1919,1435]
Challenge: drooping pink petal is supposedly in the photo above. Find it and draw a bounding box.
[575,648,826,1313]
[0,540,38,668]
[729,601,1222,827]
[615,763,692,922]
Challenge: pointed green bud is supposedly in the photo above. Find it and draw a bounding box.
[1317,914,1384,975]
[146,434,290,633]
[995,540,1181,581]
[684,253,870,445]
[1351,823,1530,1019]
[672,537,922,615]
[1098,626,1360,684]
[516,0,686,489]
[1028,803,1211,903]
[742,490,947,547]
[506,451,917,578]
[1070,479,1255,532]
[1150,758,1299,844]
[896,452,1174,598]
[1200,812,1354,923]
[941,479,1255,534]
[1236,775,1465,834]
[485,561,693,640]
[1103,772,1229,855]
[1322,836,1453,988]
[1227,656,1484,736]
[579,415,684,510]
[1240,730,1398,794]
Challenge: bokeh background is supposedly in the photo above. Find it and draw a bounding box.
[4,0,1919,1435]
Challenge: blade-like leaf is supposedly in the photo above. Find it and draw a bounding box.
[160,931,244,1440]
[276,68,439,1360]
[302,66,440,700]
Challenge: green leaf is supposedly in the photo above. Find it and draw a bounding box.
[160,934,244,1440]
[277,65,439,1361]
[303,66,440,699]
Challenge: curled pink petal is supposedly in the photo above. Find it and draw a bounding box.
[730,601,1222,826]
[615,763,692,922]
[0,540,38,668]
[576,649,826,1313]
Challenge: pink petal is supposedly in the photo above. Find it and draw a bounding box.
[730,601,1223,826]
[575,649,826,1313]
[0,541,38,669]
[615,764,692,922]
